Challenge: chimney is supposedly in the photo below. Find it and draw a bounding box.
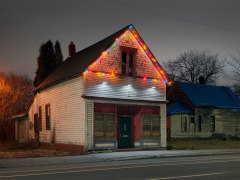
[68,41,76,57]
[199,75,205,85]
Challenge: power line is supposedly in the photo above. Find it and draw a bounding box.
[109,0,240,33]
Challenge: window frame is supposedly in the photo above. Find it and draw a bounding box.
[34,113,39,132]
[121,46,137,76]
[210,115,215,132]
[94,113,116,141]
[38,106,42,131]
[142,114,161,140]
[45,104,51,130]
[181,116,188,132]
[198,115,202,132]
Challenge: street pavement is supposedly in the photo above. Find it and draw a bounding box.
[0,149,240,169]
[0,154,240,179]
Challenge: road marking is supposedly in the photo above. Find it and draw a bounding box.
[0,159,235,178]
[0,156,240,174]
[0,158,239,176]
[148,172,225,180]
[1,155,240,175]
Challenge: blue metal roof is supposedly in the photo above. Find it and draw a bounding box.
[167,101,193,116]
[177,81,240,110]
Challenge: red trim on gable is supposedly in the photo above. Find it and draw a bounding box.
[128,25,171,84]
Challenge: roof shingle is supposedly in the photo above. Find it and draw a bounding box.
[35,25,130,92]
[177,81,240,110]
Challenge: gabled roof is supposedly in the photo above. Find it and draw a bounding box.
[35,25,130,92]
[167,101,193,116]
[35,24,170,92]
[177,81,240,110]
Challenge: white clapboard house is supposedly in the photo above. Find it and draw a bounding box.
[27,24,171,152]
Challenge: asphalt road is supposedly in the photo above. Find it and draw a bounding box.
[0,155,240,180]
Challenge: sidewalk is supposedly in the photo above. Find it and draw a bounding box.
[1,149,240,169]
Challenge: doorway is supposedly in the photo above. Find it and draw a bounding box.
[119,117,132,149]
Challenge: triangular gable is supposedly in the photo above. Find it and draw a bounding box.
[84,24,171,85]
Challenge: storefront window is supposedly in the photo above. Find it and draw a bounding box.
[94,113,115,141]
[142,115,160,140]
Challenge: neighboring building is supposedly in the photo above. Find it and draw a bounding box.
[27,24,171,152]
[167,81,240,139]
[13,112,29,143]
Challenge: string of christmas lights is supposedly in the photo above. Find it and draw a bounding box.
[83,24,172,85]
[83,70,164,83]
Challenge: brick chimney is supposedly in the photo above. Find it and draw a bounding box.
[68,41,76,57]
[199,75,205,85]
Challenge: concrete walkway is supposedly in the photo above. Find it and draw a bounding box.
[1,149,240,169]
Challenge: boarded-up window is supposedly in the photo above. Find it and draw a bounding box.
[38,106,42,131]
[181,117,188,132]
[94,113,115,141]
[142,115,160,140]
[198,115,202,132]
[45,104,51,130]
[210,115,215,132]
[94,114,104,137]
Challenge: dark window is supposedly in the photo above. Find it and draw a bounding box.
[122,52,127,75]
[198,115,202,132]
[191,117,195,124]
[34,113,39,132]
[142,115,160,140]
[129,53,134,76]
[181,117,188,132]
[121,47,136,76]
[94,113,115,141]
[38,106,42,131]
[45,104,51,130]
[210,115,215,132]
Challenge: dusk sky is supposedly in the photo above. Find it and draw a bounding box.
[1,0,240,85]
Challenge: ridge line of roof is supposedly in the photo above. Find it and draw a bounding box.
[35,24,131,92]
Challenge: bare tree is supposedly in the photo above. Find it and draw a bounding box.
[163,50,225,84]
[229,51,240,85]
[0,72,33,142]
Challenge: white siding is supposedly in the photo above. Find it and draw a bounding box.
[28,77,85,146]
[85,101,94,150]
[84,73,166,102]
[28,98,38,140]
[160,104,167,147]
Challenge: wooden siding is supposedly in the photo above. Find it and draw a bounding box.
[84,73,166,102]
[170,107,240,139]
[28,98,38,140]
[85,101,94,150]
[160,104,167,147]
[28,77,85,145]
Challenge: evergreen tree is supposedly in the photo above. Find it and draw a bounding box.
[34,44,47,87]
[45,40,55,75]
[52,40,63,71]
[34,40,63,87]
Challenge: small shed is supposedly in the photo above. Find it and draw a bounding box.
[13,112,29,143]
